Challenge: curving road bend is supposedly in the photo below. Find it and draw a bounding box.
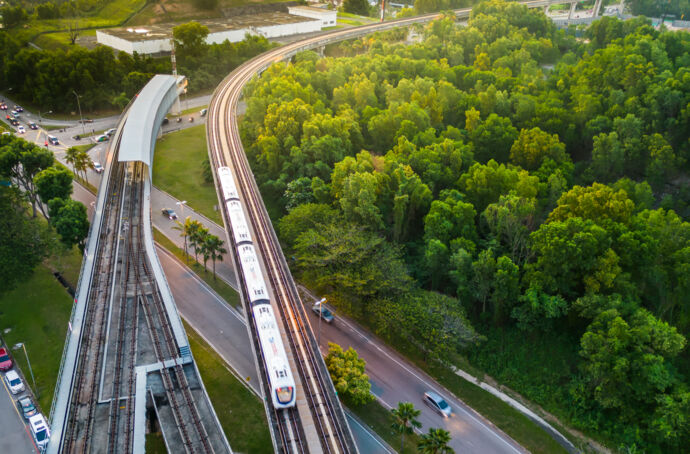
[205,4,562,453]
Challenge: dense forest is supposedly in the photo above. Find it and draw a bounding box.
[0,23,273,111]
[239,2,690,451]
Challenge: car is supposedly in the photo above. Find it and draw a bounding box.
[16,397,37,420]
[93,162,103,174]
[95,134,109,143]
[48,135,59,145]
[312,304,334,323]
[17,125,25,134]
[423,391,452,418]
[161,208,178,220]
[14,105,23,112]
[162,117,169,125]
[72,134,81,140]
[4,370,25,394]
[105,128,116,136]
[29,414,50,450]
[28,122,38,130]
[200,108,208,117]
[10,119,19,126]
[0,103,7,110]
[10,110,18,117]
[0,347,12,371]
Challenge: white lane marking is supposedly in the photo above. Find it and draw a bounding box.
[331,314,523,453]
[345,411,394,453]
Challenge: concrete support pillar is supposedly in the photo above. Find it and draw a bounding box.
[316,46,325,58]
[568,1,577,20]
[593,0,603,17]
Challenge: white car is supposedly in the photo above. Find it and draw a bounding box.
[4,370,25,394]
[17,125,25,134]
[29,414,50,450]
[93,162,103,174]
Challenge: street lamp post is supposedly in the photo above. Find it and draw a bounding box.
[315,298,326,352]
[38,110,52,125]
[72,90,85,136]
[12,343,38,398]
[176,200,187,217]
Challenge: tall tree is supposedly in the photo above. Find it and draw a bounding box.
[34,166,73,207]
[325,343,374,406]
[418,427,454,454]
[390,402,422,453]
[202,234,227,279]
[50,199,89,251]
[173,216,193,260]
[0,138,54,217]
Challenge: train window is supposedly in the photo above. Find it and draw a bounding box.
[260,307,268,314]
[254,288,264,295]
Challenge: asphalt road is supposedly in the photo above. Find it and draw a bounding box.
[56,104,526,453]
[0,370,39,454]
[73,172,392,453]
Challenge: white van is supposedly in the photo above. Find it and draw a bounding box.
[29,414,50,450]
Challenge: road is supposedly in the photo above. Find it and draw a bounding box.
[74,176,525,452]
[0,369,39,454]
[72,177,392,453]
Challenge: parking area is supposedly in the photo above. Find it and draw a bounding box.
[0,367,39,454]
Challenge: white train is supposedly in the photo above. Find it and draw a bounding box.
[217,166,296,409]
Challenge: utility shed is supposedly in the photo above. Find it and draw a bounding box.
[288,5,337,27]
[118,74,187,169]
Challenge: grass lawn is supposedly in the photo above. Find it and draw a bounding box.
[349,400,420,453]
[0,264,73,411]
[153,228,242,309]
[424,361,569,454]
[145,433,168,453]
[152,124,223,224]
[184,321,273,453]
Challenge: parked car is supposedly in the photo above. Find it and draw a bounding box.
[161,208,178,220]
[29,414,51,450]
[93,162,103,174]
[17,125,25,134]
[423,391,452,418]
[0,347,12,371]
[16,397,37,420]
[48,135,59,145]
[28,122,38,130]
[105,128,116,136]
[4,370,25,394]
[312,304,334,323]
[95,134,109,143]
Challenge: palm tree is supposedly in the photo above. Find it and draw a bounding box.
[391,402,421,453]
[64,147,80,176]
[203,234,227,279]
[74,149,93,183]
[188,221,209,263]
[418,428,454,454]
[172,216,193,260]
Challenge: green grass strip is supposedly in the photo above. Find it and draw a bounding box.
[184,321,273,453]
[153,228,241,308]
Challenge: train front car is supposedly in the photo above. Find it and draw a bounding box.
[253,304,297,409]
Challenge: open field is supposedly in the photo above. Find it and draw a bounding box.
[152,124,223,224]
[0,264,73,411]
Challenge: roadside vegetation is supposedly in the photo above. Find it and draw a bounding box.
[184,322,273,453]
[239,2,690,452]
[152,124,223,224]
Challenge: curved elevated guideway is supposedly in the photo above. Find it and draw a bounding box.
[48,75,231,454]
[207,1,573,453]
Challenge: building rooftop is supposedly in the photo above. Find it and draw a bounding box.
[99,12,319,42]
[289,5,336,13]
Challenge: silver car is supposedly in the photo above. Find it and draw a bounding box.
[424,390,452,418]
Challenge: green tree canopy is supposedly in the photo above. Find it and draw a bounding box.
[325,343,374,406]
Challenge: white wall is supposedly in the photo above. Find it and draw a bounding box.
[96,31,171,55]
[288,6,337,27]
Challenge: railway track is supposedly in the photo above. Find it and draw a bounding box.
[61,155,216,453]
[206,3,561,452]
